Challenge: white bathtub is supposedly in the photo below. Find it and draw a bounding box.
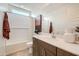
[6,41,27,55]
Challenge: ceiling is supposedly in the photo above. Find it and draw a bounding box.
[11,3,79,19]
[12,3,65,17]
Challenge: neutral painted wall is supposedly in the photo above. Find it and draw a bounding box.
[41,4,79,34]
[51,4,79,34]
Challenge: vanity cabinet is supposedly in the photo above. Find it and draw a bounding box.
[33,37,76,56]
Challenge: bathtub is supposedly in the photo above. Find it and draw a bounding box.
[6,41,27,55]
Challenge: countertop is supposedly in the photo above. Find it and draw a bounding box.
[33,33,79,56]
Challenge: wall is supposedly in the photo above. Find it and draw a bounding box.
[51,4,79,34]
[41,4,79,34]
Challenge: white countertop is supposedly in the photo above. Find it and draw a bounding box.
[33,33,79,55]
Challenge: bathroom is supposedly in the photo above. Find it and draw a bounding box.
[0,3,79,56]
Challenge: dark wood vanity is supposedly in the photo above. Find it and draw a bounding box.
[33,37,76,56]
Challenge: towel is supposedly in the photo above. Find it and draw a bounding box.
[49,22,53,33]
[3,12,10,40]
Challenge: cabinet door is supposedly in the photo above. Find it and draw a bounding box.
[33,38,46,56]
[44,48,56,56]
[57,48,76,56]
[38,39,57,56]
[33,38,39,56]
[38,45,55,56]
[38,46,46,56]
